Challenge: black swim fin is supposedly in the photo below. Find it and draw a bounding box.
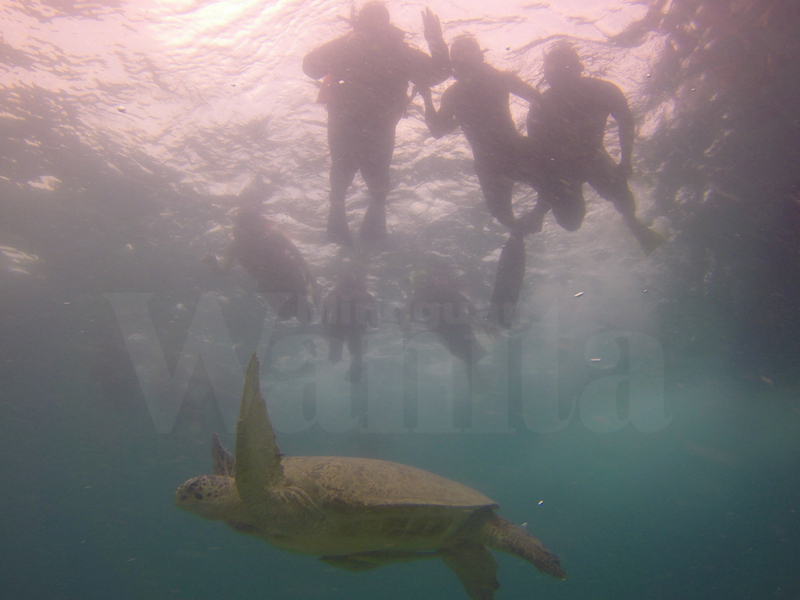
[327,203,353,246]
[359,200,387,242]
[632,221,667,256]
[489,234,526,329]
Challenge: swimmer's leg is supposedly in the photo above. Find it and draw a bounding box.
[588,154,665,255]
[346,332,364,384]
[520,158,585,234]
[549,178,586,232]
[476,163,518,230]
[516,200,551,235]
[327,120,359,246]
[359,124,395,242]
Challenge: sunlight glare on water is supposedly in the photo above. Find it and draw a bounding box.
[0,0,655,193]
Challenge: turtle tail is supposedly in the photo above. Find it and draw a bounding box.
[480,514,566,580]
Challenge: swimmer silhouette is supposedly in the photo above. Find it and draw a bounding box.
[524,42,666,254]
[322,269,378,383]
[303,2,450,245]
[419,35,543,327]
[203,206,315,322]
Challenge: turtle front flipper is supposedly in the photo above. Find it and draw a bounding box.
[480,514,566,580]
[234,354,318,524]
[439,542,499,600]
[235,354,285,508]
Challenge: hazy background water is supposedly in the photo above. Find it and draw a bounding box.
[2,1,799,599]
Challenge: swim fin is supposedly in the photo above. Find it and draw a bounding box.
[359,199,387,242]
[489,234,526,329]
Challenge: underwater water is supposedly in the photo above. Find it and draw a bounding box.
[2,1,799,599]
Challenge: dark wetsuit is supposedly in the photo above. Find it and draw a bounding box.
[303,24,449,241]
[423,63,540,230]
[527,76,636,232]
[421,62,542,328]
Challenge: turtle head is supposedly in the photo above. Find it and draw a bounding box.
[174,474,241,521]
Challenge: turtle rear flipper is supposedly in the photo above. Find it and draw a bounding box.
[481,514,566,580]
[439,542,499,600]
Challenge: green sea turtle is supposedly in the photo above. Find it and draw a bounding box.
[174,354,566,599]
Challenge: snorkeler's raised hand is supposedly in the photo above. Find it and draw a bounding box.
[422,8,443,44]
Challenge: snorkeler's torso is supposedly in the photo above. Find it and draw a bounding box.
[451,66,523,156]
[327,30,417,123]
[529,77,619,162]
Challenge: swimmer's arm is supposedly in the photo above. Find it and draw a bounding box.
[302,36,347,80]
[420,85,458,138]
[408,47,451,89]
[422,8,450,85]
[508,73,542,108]
[407,10,450,87]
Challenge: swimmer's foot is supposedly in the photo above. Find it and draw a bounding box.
[628,219,667,256]
[327,206,353,246]
[359,200,387,242]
